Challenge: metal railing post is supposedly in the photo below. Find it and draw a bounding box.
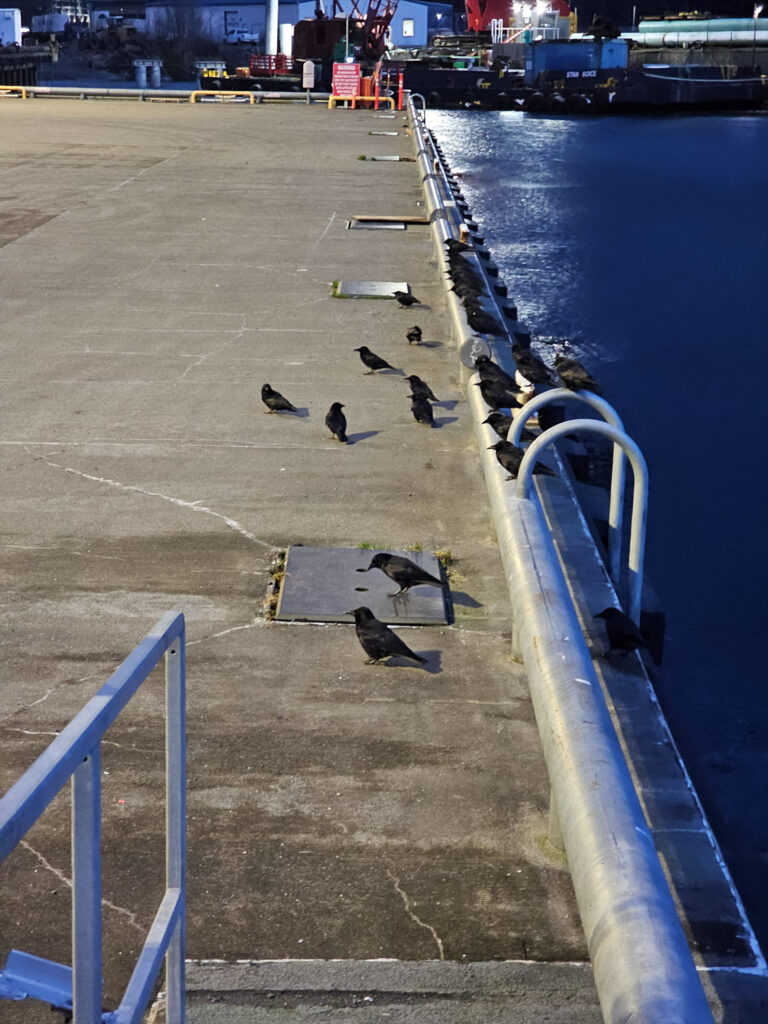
[0,611,186,1024]
[166,635,186,1024]
[72,750,102,1024]
[508,389,627,584]
[516,419,648,626]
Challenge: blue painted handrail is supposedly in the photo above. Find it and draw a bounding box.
[0,611,186,1024]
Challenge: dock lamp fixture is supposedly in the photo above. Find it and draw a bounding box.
[754,4,763,68]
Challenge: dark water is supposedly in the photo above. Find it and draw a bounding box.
[428,109,768,950]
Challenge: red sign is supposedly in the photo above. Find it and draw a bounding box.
[332,62,361,96]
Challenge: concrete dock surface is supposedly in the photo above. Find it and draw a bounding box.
[0,99,765,1022]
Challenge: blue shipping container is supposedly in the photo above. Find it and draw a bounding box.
[524,39,628,84]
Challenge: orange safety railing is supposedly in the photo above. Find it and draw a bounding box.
[249,54,294,76]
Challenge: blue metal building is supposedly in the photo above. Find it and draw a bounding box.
[144,0,451,49]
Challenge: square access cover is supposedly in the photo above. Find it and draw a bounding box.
[333,281,408,298]
[274,546,451,624]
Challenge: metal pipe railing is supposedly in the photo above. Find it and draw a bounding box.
[420,99,711,1020]
[0,611,186,1024]
[470,389,712,1023]
[508,388,627,585]
[516,418,648,627]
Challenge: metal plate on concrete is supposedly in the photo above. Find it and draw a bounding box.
[274,546,451,624]
[368,155,404,161]
[347,220,406,231]
[334,281,408,298]
[369,131,399,136]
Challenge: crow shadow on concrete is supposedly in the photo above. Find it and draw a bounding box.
[433,415,458,428]
[449,590,482,609]
[346,430,380,445]
[378,650,441,673]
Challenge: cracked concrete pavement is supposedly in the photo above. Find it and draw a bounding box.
[0,100,595,1020]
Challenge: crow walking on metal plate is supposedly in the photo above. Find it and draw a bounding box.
[362,552,446,596]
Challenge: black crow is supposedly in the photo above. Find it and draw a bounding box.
[364,552,446,595]
[325,402,347,443]
[474,354,518,390]
[261,383,297,413]
[354,346,397,374]
[595,608,647,655]
[483,412,537,443]
[411,395,435,427]
[347,606,427,665]
[445,237,472,253]
[406,325,422,345]
[448,267,487,293]
[393,289,420,307]
[488,439,556,479]
[405,374,437,402]
[554,355,602,394]
[514,350,555,386]
[466,306,504,335]
[475,354,518,385]
[475,378,522,410]
[451,281,485,301]
[536,403,566,433]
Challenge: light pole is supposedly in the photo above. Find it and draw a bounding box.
[753,4,763,70]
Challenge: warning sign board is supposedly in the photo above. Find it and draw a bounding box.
[332,62,361,96]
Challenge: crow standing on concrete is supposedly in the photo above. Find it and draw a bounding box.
[354,346,397,374]
[405,374,438,402]
[594,608,647,655]
[261,383,297,413]
[325,402,348,443]
[406,325,422,345]
[347,606,427,665]
[363,552,446,595]
[411,395,435,427]
[554,355,602,395]
[488,439,556,480]
[393,290,420,308]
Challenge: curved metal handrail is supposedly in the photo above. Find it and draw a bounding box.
[517,418,648,626]
[509,388,626,583]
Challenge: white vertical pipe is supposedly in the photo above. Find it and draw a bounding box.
[266,0,279,55]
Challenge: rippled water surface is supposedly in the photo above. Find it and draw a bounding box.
[427,109,768,949]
